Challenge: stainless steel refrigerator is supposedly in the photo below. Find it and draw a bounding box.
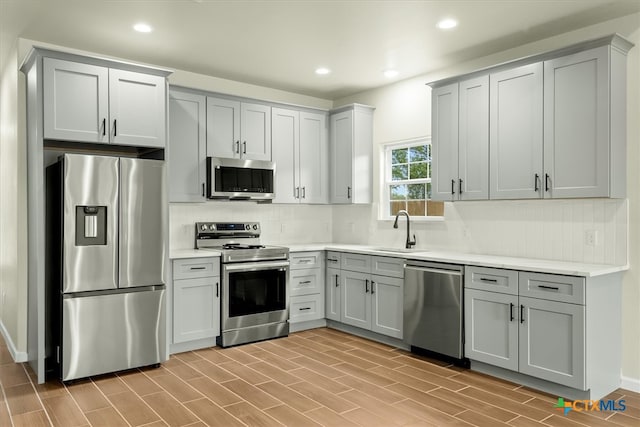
[46,153,166,381]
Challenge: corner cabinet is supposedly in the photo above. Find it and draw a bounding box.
[429,34,633,201]
[206,97,271,161]
[327,252,403,339]
[329,104,375,204]
[43,57,167,148]
[168,89,207,202]
[432,76,489,201]
[272,108,329,204]
[464,266,621,400]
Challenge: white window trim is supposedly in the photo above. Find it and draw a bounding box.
[378,137,444,222]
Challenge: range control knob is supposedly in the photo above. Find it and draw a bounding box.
[209,224,215,231]
[253,224,258,230]
[200,224,208,231]
[245,224,250,230]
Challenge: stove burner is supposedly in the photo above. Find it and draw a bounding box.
[222,243,266,250]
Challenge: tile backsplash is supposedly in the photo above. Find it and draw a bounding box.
[170,198,627,266]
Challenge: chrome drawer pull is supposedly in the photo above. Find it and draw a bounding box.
[299,280,312,285]
[538,285,560,291]
[299,307,311,311]
[480,278,497,283]
[189,266,206,270]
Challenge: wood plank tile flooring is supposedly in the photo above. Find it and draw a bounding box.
[1,327,638,426]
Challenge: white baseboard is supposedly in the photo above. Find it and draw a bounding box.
[0,320,28,363]
[621,375,640,393]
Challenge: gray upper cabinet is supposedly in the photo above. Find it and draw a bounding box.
[168,89,207,202]
[431,76,489,201]
[489,62,544,200]
[430,34,633,201]
[206,97,271,161]
[272,108,328,204]
[43,57,166,148]
[543,45,625,199]
[329,104,374,204]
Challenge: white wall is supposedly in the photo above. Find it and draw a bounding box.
[0,40,28,359]
[333,13,640,387]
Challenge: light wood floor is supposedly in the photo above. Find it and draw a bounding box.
[1,327,638,427]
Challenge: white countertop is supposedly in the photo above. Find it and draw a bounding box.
[171,243,627,277]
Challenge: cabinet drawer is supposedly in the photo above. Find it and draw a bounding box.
[290,251,323,269]
[290,268,323,296]
[519,272,585,304]
[173,257,220,279]
[326,251,342,268]
[341,252,371,273]
[465,266,518,295]
[371,256,404,278]
[290,294,324,323]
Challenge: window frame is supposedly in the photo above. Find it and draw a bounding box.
[379,137,444,222]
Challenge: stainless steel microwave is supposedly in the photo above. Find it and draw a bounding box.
[206,157,275,201]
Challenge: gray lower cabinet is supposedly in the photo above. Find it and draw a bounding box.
[329,252,403,339]
[289,252,325,327]
[464,266,619,398]
[172,257,220,345]
[325,252,342,322]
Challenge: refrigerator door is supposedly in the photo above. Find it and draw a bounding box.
[119,158,166,288]
[63,154,119,293]
[62,288,166,381]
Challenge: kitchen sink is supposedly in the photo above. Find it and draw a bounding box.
[368,246,424,254]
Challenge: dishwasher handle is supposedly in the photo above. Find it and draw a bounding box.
[405,264,463,276]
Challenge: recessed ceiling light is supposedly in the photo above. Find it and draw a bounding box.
[133,23,153,33]
[383,69,399,79]
[437,18,458,30]
[315,67,331,75]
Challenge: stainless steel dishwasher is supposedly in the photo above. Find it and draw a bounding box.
[404,261,468,366]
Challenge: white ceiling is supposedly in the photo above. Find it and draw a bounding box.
[2,0,639,99]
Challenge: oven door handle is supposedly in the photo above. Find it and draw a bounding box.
[223,260,289,272]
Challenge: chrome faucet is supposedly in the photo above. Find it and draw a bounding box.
[393,210,416,249]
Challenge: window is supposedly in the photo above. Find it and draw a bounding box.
[382,138,444,219]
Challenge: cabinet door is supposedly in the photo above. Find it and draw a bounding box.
[544,46,609,198]
[459,76,489,200]
[241,102,271,161]
[206,97,240,158]
[519,296,585,389]
[431,83,459,201]
[299,112,329,203]
[173,277,220,343]
[464,289,518,370]
[168,90,207,202]
[43,58,109,143]
[325,267,341,321]
[271,108,299,203]
[370,275,403,339]
[490,63,543,200]
[341,271,370,329]
[329,110,354,203]
[109,69,166,148]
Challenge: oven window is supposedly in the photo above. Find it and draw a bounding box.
[228,268,286,317]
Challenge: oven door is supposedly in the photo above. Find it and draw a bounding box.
[222,260,289,331]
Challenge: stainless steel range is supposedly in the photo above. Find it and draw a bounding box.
[195,222,289,347]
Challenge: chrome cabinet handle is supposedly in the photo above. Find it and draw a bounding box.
[243,141,247,154]
[295,187,300,199]
[451,179,455,195]
[459,179,463,194]
[534,173,540,192]
[347,186,352,199]
[302,187,306,199]
[371,281,375,294]
[235,140,240,154]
